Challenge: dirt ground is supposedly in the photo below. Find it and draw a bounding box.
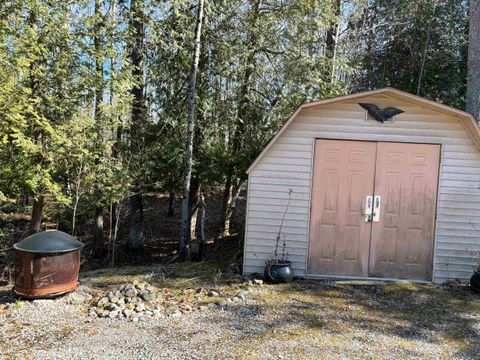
[1,264,479,360]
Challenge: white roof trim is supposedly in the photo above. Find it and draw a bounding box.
[246,87,480,174]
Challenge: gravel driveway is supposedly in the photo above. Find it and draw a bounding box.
[1,267,479,359]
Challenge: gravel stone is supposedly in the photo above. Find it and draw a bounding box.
[135,303,146,312]
[98,310,109,318]
[171,310,182,318]
[97,297,109,307]
[140,292,154,302]
[108,311,119,319]
[32,299,54,306]
[2,277,477,359]
[108,303,120,312]
[136,282,146,290]
[64,292,87,305]
[123,309,134,318]
[123,285,137,298]
[236,291,246,300]
[216,300,227,308]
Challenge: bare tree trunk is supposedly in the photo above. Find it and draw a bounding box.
[467,0,480,121]
[29,196,44,233]
[111,202,122,266]
[189,179,201,241]
[219,172,233,236]
[225,177,237,235]
[179,0,205,260]
[190,206,199,241]
[94,207,104,254]
[227,179,245,235]
[93,210,104,251]
[71,163,84,236]
[199,193,206,260]
[72,190,80,236]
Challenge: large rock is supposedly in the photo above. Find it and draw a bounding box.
[140,292,155,302]
[123,285,138,298]
[97,297,109,307]
[64,292,87,305]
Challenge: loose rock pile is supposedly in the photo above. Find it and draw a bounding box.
[89,281,171,322]
[88,279,258,322]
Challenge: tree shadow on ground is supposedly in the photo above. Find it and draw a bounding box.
[205,279,480,359]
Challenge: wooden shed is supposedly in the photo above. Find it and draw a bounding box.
[243,88,480,283]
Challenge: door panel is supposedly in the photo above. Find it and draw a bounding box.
[308,140,376,276]
[369,143,440,280]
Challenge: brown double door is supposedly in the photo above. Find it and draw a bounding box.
[308,139,440,281]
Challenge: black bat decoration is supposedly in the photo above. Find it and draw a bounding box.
[359,103,404,123]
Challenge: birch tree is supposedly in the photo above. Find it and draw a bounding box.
[179,0,205,259]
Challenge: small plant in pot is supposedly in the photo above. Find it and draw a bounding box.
[264,189,294,284]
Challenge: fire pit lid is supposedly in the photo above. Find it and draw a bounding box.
[13,230,84,253]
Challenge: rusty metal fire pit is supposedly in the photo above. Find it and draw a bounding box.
[13,230,84,298]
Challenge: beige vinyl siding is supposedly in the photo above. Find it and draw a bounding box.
[243,96,480,283]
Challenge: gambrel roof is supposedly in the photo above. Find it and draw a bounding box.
[247,87,480,174]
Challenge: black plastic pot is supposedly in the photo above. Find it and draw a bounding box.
[471,272,480,292]
[264,261,294,284]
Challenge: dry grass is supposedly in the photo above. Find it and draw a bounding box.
[1,263,479,359]
[226,280,480,359]
[77,264,480,358]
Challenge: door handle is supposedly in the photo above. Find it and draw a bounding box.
[365,196,373,222]
[373,196,381,222]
